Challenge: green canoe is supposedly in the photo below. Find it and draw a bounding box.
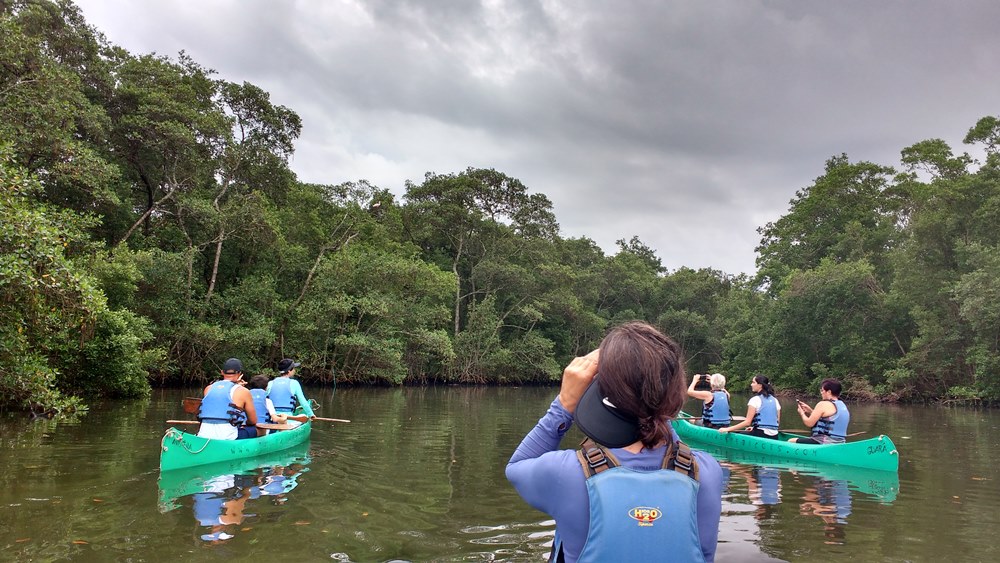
[159,421,312,472]
[671,413,899,472]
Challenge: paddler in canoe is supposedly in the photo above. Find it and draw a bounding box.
[718,375,781,439]
[267,358,315,425]
[686,373,731,428]
[789,378,851,444]
[197,357,258,440]
[248,374,288,436]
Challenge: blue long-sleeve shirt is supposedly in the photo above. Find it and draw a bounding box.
[506,397,722,562]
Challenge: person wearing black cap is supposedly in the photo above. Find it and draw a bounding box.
[266,358,315,423]
[506,321,723,562]
[197,358,258,440]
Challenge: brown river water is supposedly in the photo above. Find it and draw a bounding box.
[1,386,998,561]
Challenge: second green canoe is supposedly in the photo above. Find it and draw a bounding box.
[672,413,899,472]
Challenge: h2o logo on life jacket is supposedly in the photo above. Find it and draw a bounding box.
[628,507,662,526]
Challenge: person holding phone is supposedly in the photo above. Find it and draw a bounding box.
[687,373,731,428]
[789,379,851,444]
[506,321,723,562]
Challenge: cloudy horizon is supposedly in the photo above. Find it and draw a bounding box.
[72,0,1000,276]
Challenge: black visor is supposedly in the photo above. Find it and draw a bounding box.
[574,377,640,448]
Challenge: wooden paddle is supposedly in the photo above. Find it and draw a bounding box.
[682,415,746,422]
[278,414,351,423]
[166,420,303,431]
[313,416,350,423]
[257,422,296,431]
[183,396,349,423]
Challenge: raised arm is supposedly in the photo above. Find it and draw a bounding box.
[687,375,713,402]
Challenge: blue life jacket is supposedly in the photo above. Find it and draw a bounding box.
[550,439,705,563]
[268,377,298,413]
[703,391,730,426]
[198,380,245,426]
[249,388,271,425]
[751,394,779,430]
[812,399,850,441]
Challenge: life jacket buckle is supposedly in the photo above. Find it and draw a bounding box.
[584,445,608,470]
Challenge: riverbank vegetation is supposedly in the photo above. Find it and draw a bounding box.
[3,1,1000,415]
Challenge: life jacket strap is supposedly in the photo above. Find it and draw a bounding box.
[576,438,623,478]
[577,437,699,481]
[663,440,700,481]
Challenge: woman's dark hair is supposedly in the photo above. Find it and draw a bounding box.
[753,374,775,397]
[597,321,687,449]
[821,378,842,397]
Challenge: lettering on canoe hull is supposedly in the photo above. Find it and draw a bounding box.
[729,434,820,458]
[866,443,887,456]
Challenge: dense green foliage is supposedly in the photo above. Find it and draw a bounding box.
[3,1,1000,415]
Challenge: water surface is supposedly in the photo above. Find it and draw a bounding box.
[0,387,998,561]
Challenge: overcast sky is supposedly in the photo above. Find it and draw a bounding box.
[73,0,1000,276]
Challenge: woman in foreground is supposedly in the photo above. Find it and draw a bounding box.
[506,321,723,562]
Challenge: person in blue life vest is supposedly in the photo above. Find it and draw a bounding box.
[789,378,851,444]
[197,358,257,440]
[267,358,315,424]
[687,373,731,428]
[718,375,781,439]
[506,321,724,563]
[247,374,288,436]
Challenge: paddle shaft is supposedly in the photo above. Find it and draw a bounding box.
[183,397,348,423]
[166,420,306,431]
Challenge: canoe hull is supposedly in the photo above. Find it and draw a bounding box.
[159,421,312,471]
[671,416,899,472]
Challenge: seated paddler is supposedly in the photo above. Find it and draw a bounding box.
[718,375,781,439]
[789,378,851,444]
[197,357,258,440]
[687,373,731,428]
[267,358,315,424]
[248,374,287,436]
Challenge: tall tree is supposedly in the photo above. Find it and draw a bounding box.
[755,155,899,294]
